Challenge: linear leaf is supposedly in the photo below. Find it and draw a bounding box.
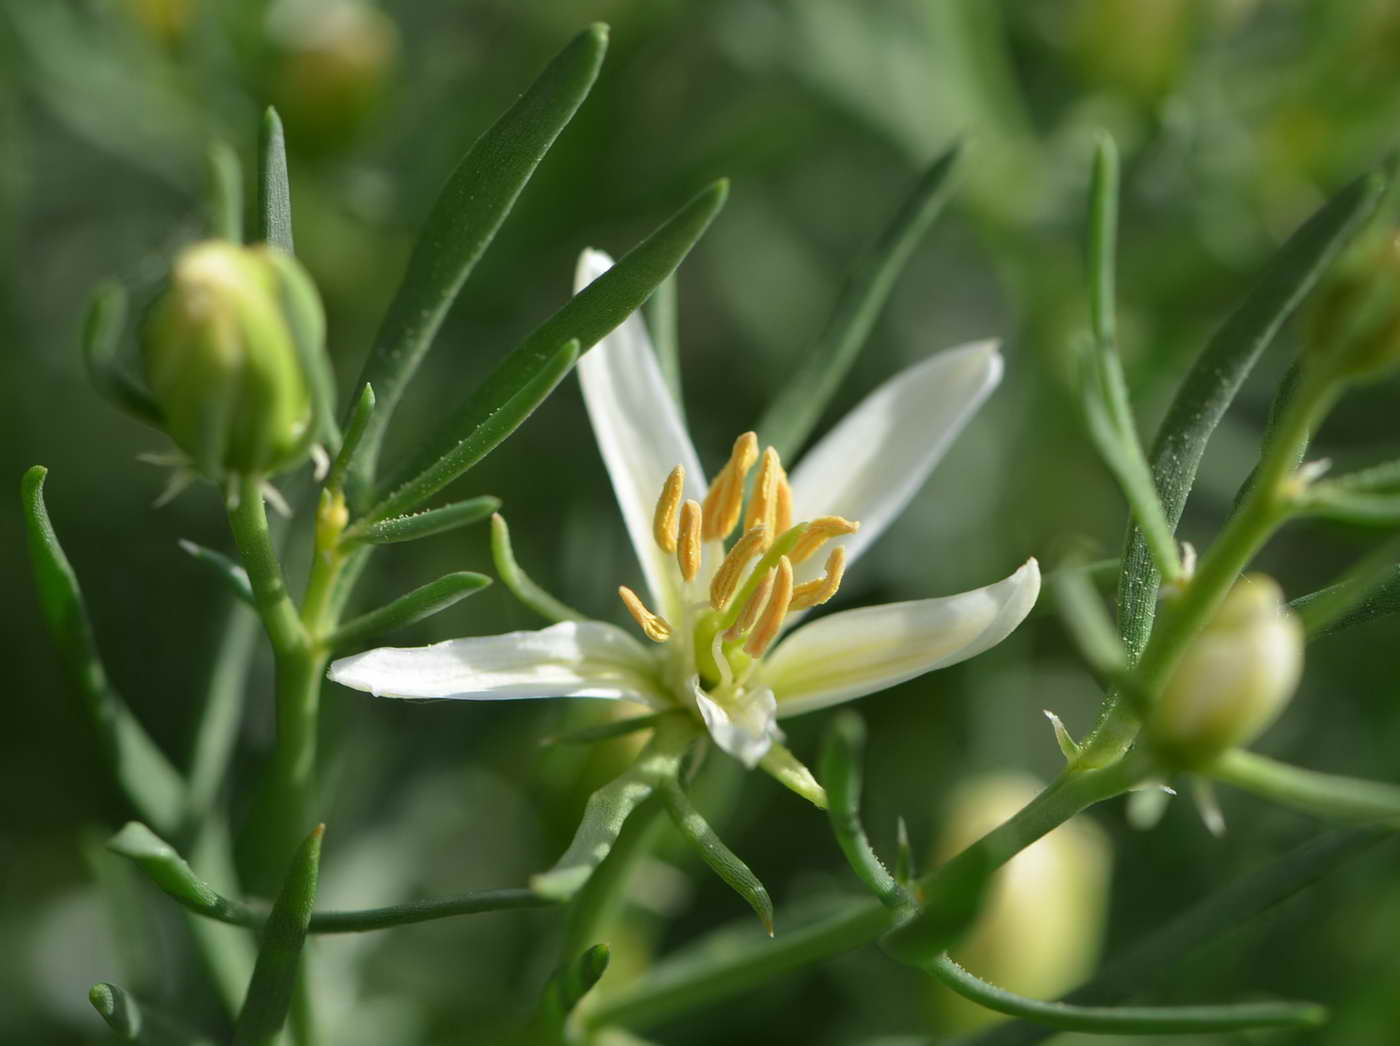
[661,778,774,934]
[328,572,490,649]
[89,982,216,1045]
[178,540,254,607]
[233,825,322,1046]
[1209,749,1400,825]
[374,176,729,517]
[347,24,609,499]
[108,822,256,924]
[256,107,293,252]
[1292,562,1400,638]
[207,141,243,242]
[490,512,585,623]
[21,467,185,834]
[758,143,959,459]
[80,282,163,427]
[349,495,500,545]
[326,384,375,494]
[820,711,905,907]
[1116,165,1391,663]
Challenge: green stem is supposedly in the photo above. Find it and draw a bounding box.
[1208,749,1400,824]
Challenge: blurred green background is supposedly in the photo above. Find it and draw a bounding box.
[4,1,1400,1043]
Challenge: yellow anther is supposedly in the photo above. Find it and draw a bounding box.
[774,468,793,537]
[743,447,783,548]
[744,555,793,657]
[789,546,846,611]
[790,515,860,564]
[618,585,672,643]
[702,432,758,541]
[652,465,685,553]
[677,499,703,582]
[725,567,775,640]
[709,524,768,610]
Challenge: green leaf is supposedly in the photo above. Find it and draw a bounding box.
[531,717,694,901]
[1116,165,1392,664]
[366,339,581,522]
[233,825,322,1046]
[261,247,339,450]
[1301,487,1400,526]
[348,495,500,545]
[961,828,1385,1046]
[328,572,491,649]
[326,384,375,494]
[80,282,163,427]
[490,512,585,623]
[21,467,185,834]
[89,983,216,1045]
[178,540,254,607]
[207,140,243,242]
[893,816,915,885]
[375,175,729,517]
[820,711,906,907]
[645,273,683,416]
[1049,551,1129,683]
[547,943,612,1018]
[758,142,959,460]
[306,889,552,933]
[107,822,255,924]
[257,107,293,252]
[1292,559,1400,638]
[347,24,610,499]
[1208,749,1400,825]
[661,778,775,934]
[1088,132,1118,345]
[926,954,1324,1034]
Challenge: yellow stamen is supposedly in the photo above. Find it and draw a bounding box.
[677,499,702,582]
[789,546,846,611]
[618,585,672,642]
[702,432,758,541]
[790,515,860,564]
[709,524,768,610]
[652,465,685,553]
[743,447,782,548]
[725,567,775,640]
[744,555,793,657]
[774,467,793,537]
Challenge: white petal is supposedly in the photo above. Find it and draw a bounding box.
[689,678,779,769]
[327,621,667,706]
[575,250,711,620]
[787,340,1002,573]
[764,558,1040,717]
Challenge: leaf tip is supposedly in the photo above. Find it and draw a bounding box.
[88,983,115,1018]
[22,464,48,498]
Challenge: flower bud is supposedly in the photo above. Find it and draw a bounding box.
[1306,233,1400,384]
[142,241,322,480]
[1148,574,1304,768]
[929,774,1110,1032]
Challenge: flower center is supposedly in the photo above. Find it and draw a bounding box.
[617,431,859,694]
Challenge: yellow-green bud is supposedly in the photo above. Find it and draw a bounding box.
[929,775,1110,1032]
[1148,575,1304,769]
[143,241,321,480]
[1306,233,1400,384]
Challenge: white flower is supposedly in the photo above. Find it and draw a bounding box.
[328,250,1040,805]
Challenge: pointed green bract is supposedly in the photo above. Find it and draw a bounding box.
[233,825,323,1046]
[661,778,775,934]
[207,140,243,242]
[21,467,185,834]
[758,143,960,460]
[80,282,163,427]
[257,107,293,252]
[1116,165,1392,664]
[328,571,491,649]
[350,495,500,545]
[374,176,729,517]
[347,24,610,500]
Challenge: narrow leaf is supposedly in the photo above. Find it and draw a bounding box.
[207,140,243,242]
[257,107,293,252]
[367,339,580,522]
[1209,749,1400,825]
[178,539,254,607]
[549,943,612,1017]
[375,176,729,515]
[1292,559,1400,638]
[759,143,960,459]
[326,384,375,494]
[328,572,491,649]
[661,778,774,934]
[80,282,163,427]
[893,817,915,885]
[233,825,323,1046]
[1088,132,1118,345]
[927,954,1324,1034]
[820,711,905,907]
[1116,165,1392,663]
[1301,488,1400,526]
[1050,551,1129,682]
[306,889,552,933]
[490,512,585,623]
[107,822,255,924]
[21,467,185,834]
[347,24,609,497]
[531,718,693,901]
[350,495,500,545]
[89,983,216,1045]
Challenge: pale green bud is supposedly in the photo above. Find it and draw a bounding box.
[929,774,1111,1032]
[1306,233,1400,384]
[1148,575,1304,769]
[143,241,322,480]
